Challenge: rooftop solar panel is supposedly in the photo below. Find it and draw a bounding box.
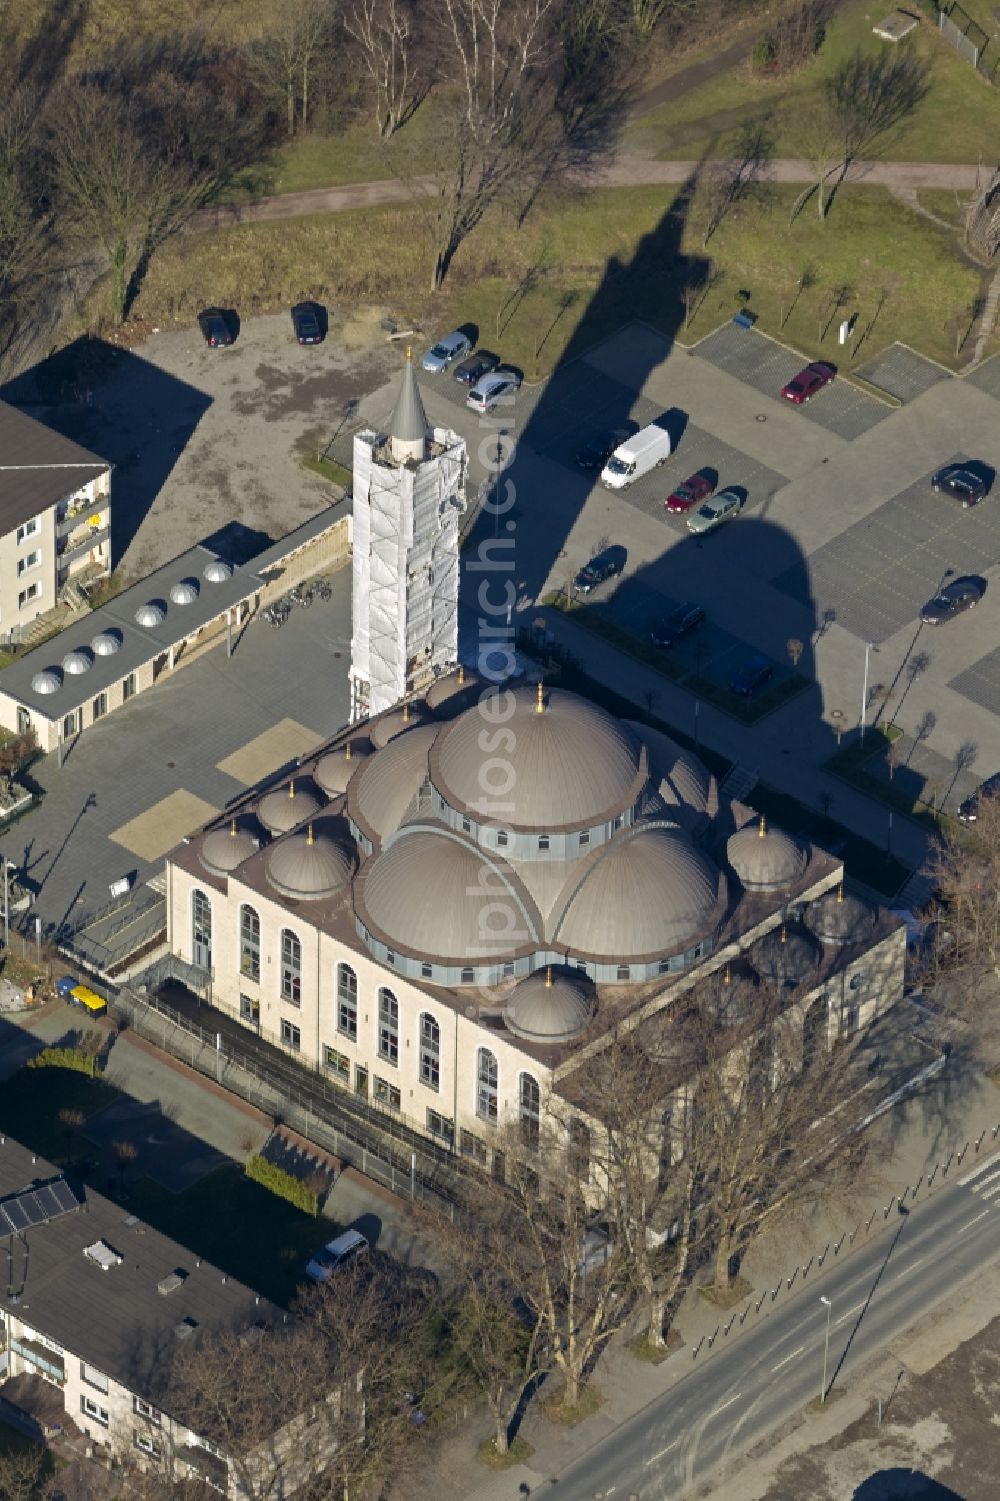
[17,1193,46,1227]
[34,1184,62,1219]
[0,1199,29,1233]
[49,1179,80,1215]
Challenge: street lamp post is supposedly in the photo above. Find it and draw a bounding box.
[831,709,843,746]
[860,642,878,744]
[819,1295,832,1404]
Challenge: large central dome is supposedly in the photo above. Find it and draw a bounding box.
[430,685,647,833]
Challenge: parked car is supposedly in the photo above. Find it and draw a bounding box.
[577,429,629,472]
[650,602,705,647]
[920,576,984,625]
[453,351,499,385]
[421,331,473,373]
[291,303,323,345]
[958,772,1000,823]
[574,546,625,594]
[932,465,987,508]
[466,368,522,414]
[665,470,715,514]
[600,423,672,490]
[197,308,233,347]
[730,653,773,697]
[780,361,836,404]
[305,1228,370,1282]
[686,487,742,535]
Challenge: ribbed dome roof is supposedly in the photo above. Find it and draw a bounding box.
[432,685,646,832]
[62,650,92,676]
[425,667,485,719]
[624,721,713,821]
[357,829,536,964]
[204,559,232,582]
[200,820,259,875]
[370,702,430,749]
[170,579,199,605]
[727,817,807,891]
[504,966,597,1044]
[257,779,322,835]
[556,825,724,960]
[135,603,165,627]
[752,922,820,985]
[349,723,439,842]
[805,887,874,947]
[266,822,355,900]
[91,631,121,656]
[314,740,371,796]
[31,670,60,695]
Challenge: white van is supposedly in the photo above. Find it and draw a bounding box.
[600,423,672,490]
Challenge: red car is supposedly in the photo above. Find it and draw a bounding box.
[781,361,836,404]
[665,470,715,513]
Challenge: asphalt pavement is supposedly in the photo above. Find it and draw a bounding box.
[540,1149,1000,1500]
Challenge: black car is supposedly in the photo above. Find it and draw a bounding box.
[291,303,323,345]
[650,602,705,648]
[453,351,500,385]
[932,465,987,508]
[959,772,1000,823]
[730,653,773,697]
[574,547,625,594]
[576,430,631,471]
[197,308,233,347]
[920,577,984,625]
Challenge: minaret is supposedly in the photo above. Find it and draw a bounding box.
[349,352,468,721]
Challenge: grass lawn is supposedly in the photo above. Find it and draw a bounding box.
[126,1165,327,1306]
[0,1068,120,1164]
[826,726,965,840]
[248,102,442,193]
[622,0,1000,164]
[133,178,984,378]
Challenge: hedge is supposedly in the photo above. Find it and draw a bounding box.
[27,1046,103,1077]
[244,1154,318,1217]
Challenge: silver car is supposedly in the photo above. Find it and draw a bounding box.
[686,487,742,535]
[421,331,473,373]
[466,368,522,414]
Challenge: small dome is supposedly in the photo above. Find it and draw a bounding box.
[135,603,165,628]
[31,670,60,696]
[624,721,714,822]
[425,667,485,719]
[314,740,371,796]
[728,817,807,892]
[200,820,259,875]
[504,966,597,1045]
[62,650,92,676]
[356,829,536,965]
[91,631,121,657]
[266,823,355,900]
[433,685,646,833]
[257,778,322,835]
[805,886,874,947]
[752,922,820,986]
[556,825,725,961]
[349,723,439,842]
[370,701,430,749]
[170,579,199,605]
[204,560,233,582]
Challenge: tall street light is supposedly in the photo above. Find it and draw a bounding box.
[860,642,878,744]
[819,1295,832,1404]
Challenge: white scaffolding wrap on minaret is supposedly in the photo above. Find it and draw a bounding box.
[349,354,467,721]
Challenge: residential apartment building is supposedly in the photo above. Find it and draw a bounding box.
[0,399,111,641]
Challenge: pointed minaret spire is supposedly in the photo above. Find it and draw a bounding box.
[389,348,429,464]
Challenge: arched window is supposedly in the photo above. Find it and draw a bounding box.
[519,1072,540,1150]
[337,964,358,1040]
[419,1013,440,1091]
[280,929,301,1006]
[239,904,260,982]
[192,890,212,970]
[477,1048,498,1123]
[377,987,399,1066]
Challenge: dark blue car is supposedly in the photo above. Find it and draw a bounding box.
[730,654,773,697]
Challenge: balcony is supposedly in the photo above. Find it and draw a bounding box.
[58,526,109,569]
[56,502,108,540]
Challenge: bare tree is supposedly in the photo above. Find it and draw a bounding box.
[966,168,1000,262]
[925,795,1000,1036]
[346,0,426,139]
[248,0,336,137]
[0,1440,49,1501]
[762,0,834,73]
[699,118,773,247]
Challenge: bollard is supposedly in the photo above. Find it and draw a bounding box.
[993,1123,1000,1139]
[958,1142,969,1165]
[883,1196,896,1220]
[708,1325,720,1348]
[740,1306,750,1325]
[724,1315,736,1336]
[977,1130,986,1152]
[756,1293,766,1314]
[787,1267,799,1291]
[943,1151,954,1175]
[803,1256,815,1278]
[834,1233,846,1255]
[693,1336,705,1359]
[818,1243,830,1268]
[913,1175,923,1197]
[927,1164,938,1187]
[866,1209,878,1232]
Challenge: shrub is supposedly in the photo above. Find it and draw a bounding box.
[244,1154,318,1216]
[27,1046,103,1077]
[751,37,775,70]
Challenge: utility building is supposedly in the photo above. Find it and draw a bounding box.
[349,352,466,721]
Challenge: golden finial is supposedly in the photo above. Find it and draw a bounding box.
[345,741,352,760]
[837,882,844,903]
[545,966,553,989]
[288,778,295,797]
[306,823,314,846]
[535,681,545,714]
[723,963,732,985]
[229,818,237,837]
[405,345,412,362]
[780,923,788,945]
[458,664,466,686]
[758,814,767,838]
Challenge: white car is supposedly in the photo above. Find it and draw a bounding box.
[421,331,472,373]
[466,369,522,414]
[304,1228,369,1282]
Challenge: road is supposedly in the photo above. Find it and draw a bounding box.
[546,1149,1000,1499]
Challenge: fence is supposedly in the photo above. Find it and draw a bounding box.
[110,984,463,1218]
[938,2,1000,86]
[688,1117,1000,1364]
